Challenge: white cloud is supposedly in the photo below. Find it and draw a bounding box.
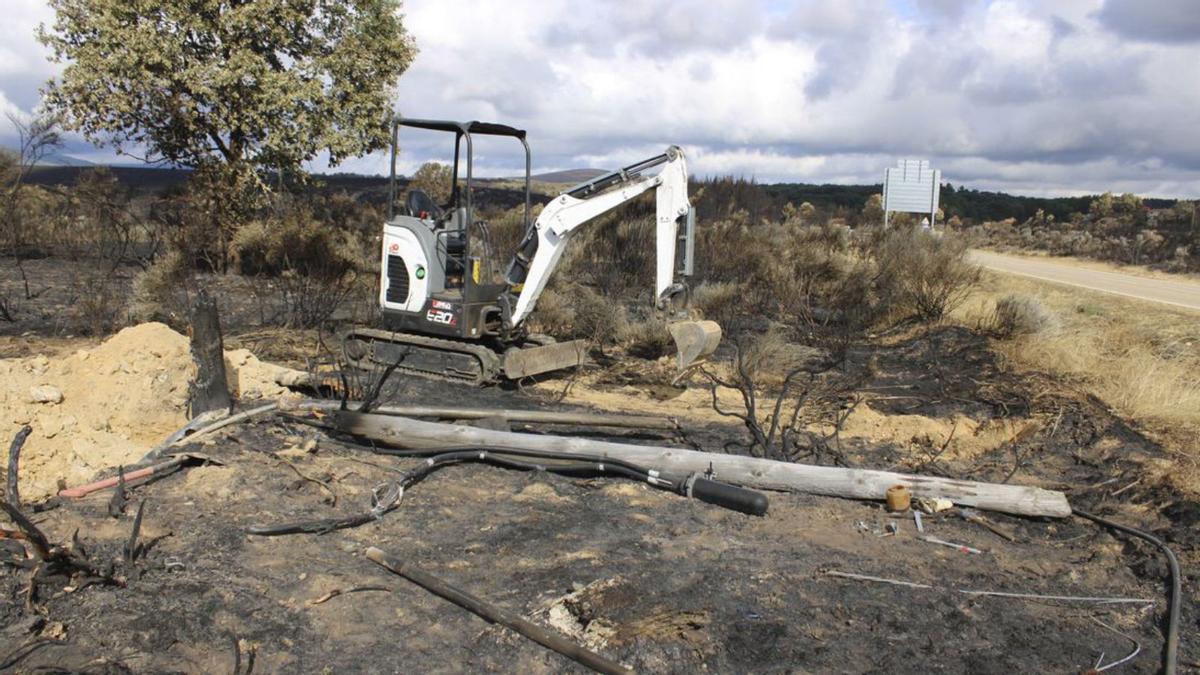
[2,0,1198,197]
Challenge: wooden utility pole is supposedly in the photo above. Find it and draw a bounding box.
[330,412,1072,518]
[188,290,232,418]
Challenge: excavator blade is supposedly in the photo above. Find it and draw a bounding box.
[669,320,722,371]
[502,339,589,379]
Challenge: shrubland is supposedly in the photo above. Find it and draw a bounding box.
[971,192,1199,273]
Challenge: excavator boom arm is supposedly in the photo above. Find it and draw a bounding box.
[504,146,692,327]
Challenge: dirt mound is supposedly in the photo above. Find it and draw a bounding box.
[1,322,293,500]
[811,401,1039,461]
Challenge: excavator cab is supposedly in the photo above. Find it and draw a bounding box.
[377,118,531,343]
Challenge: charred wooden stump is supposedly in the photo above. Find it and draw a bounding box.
[188,290,232,418]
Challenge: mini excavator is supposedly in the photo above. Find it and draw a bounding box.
[342,117,721,384]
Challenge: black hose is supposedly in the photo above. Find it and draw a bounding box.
[247,449,668,536]
[372,444,672,483]
[377,445,769,516]
[1074,508,1181,675]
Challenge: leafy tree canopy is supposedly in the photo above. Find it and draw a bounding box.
[39,0,416,180]
[407,161,453,203]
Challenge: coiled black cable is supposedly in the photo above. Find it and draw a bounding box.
[1074,508,1181,675]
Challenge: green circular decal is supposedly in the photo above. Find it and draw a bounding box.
[415,266,426,279]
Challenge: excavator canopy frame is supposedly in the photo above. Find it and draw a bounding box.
[386,117,534,243]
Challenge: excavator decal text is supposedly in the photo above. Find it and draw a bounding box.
[426,300,459,326]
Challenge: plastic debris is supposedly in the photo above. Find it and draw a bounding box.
[920,535,982,554]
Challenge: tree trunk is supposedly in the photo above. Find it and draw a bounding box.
[329,411,1072,519]
[188,290,231,418]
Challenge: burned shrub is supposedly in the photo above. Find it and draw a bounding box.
[561,283,629,352]
[69,267,126,336]
[990,294,1058,338]
[699,328,831,461]
[526,279,636,354]
[620,316,675,359]
[232,205,370,328]
[529,287,576,337]
[130,247,194,325]
[691,281,743,327]
[874,227,980,322]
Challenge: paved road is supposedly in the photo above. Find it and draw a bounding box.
[970,250,1200,312]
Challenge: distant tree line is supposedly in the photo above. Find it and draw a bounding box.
[765,182,1175,225]
[970,193,1198,272]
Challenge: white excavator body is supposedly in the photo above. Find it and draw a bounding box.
[343,117,720,384]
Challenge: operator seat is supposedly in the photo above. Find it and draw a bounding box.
[405,189,443,221]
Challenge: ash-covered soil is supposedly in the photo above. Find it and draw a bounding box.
[2,362,1195,673]
[2,256,1195,672]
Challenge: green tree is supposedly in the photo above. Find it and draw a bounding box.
[39,0,417,180]
[1089,192,1115,218]
[1114,192,1143,216]
[407,161,454,204]
[862,194,884,225]
[39,0,416,271]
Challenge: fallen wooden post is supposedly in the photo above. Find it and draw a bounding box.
[331,411,1072,518]
[369,405,676,430]
[276,395,679,430]
[365,546,631,675]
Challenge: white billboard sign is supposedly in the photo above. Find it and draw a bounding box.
[883,159,940,227]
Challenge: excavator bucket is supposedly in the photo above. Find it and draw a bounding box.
[669,320,722,371]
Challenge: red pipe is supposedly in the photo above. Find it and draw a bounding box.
[58,457,184,498]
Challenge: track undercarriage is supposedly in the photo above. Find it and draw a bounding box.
[342,327,588,386]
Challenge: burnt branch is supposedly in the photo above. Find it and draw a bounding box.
[7,425,32,507]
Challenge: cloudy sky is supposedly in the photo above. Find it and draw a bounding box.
[2,0,1199,197]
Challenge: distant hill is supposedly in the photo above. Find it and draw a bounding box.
[528,168,606,184]
[37,153,95,167]
[27,165,192,191]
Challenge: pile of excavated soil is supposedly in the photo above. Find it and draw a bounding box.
[1,322,294,500]
[810,401,1041,461]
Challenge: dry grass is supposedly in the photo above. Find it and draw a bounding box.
[954,270,1200,481]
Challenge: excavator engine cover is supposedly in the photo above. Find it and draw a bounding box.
[669,320,722,371]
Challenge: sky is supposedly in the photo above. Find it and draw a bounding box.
[2,0,1199,198]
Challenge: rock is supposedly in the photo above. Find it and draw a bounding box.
[28,356,50,376]
[29,385,64,404]
[274,369,313,388]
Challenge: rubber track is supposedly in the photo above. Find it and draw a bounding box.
[344,328,501,386]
